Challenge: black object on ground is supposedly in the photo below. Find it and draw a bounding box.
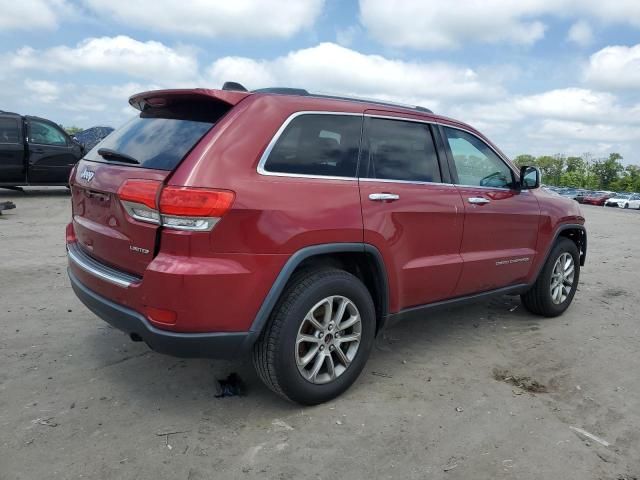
[0,201,16,215]
[215,373,246,398]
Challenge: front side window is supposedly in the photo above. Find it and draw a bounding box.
[0,118,20,144]
[362,117,442,183]
[263,114,362,178]
[28,120,67,146]
[444,127,513,189]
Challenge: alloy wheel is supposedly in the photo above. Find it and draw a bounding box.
[295,296,362,384]
[550,252,575,304]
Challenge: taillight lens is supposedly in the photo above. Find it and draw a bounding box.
[117,180,234,231]
[118,179,161,210]
[160,187,234,216]
[118,179,162,224]
[159,187,234,231]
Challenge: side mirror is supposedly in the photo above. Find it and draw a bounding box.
[519,165,541,190]
[71,136,85,153]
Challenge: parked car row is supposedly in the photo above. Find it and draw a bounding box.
[545,186,640,209]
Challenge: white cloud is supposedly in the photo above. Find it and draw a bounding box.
[514,88,620,122]
[0,0,72,31]
[203,44,640,159]
[207,42,504,106]
[584,44,640,91]
[535,119,640,143]
[444,87,640,157]
[82,0,324,38]
[6,36,198,82]
[24,79,60,103]
[2,37,639,160]
[359,0,640,50]
[336,25,361,47]
[567,20,593,46]
[359,0,545,49]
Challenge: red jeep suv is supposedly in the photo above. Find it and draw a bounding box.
[67,85,586,404]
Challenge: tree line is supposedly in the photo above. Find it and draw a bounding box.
[513,153,640,192]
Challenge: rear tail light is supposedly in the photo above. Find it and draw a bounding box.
[159,187,234,231]
[66,222,76,243]
[117,179,234,231]
[118,179,162,223]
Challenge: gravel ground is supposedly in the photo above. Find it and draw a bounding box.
[1,189,639,480]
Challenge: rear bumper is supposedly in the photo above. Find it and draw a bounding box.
[69,268,250,358]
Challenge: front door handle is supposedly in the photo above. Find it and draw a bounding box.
[369,193,400,202]
[468,197,490,205]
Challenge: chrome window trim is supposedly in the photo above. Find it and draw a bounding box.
[67,242,141,288]
[256,111,362,181]
[453,183,514,192]
[256,110,518,187]
[359,177,455,187]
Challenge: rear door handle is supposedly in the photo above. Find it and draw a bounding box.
[369,193,400,202]
[468,197,490,205]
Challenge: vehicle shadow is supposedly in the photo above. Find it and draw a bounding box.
[84,293,540,412]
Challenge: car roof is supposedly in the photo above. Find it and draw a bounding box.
[129,85,500,155]
[0,110,21,118]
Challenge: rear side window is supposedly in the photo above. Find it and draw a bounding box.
[362,117,442,183]
[0,118,20,144]
[263,114,362,178]
[84,99,228,171]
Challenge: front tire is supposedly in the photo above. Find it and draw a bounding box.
[521,238,580,317]
[253,268,376,405]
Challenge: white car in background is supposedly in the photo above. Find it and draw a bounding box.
[605,194,640,209]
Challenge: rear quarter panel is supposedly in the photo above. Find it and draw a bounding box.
[170,95,365,254]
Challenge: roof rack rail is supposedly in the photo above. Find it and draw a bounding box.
[221,81,433,114]
[252,87,310,96]
[311,93,433,114]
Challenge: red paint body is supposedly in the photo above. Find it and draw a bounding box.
[67,89,585,337]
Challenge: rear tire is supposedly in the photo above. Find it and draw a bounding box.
[521,238,580,317]
[253,268,376,405]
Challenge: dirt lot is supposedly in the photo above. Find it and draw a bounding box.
[1,189,639,480]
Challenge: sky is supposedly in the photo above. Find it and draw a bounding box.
[1,0,640,162]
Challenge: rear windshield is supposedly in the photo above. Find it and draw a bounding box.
[84,99,229,170]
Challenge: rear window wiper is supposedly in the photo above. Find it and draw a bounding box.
[97,148,140,165]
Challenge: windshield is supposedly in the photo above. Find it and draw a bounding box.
[84,99,229,170]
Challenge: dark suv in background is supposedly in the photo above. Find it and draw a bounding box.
[67,85,586,404]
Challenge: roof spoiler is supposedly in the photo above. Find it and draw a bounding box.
[129,88,251,111]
